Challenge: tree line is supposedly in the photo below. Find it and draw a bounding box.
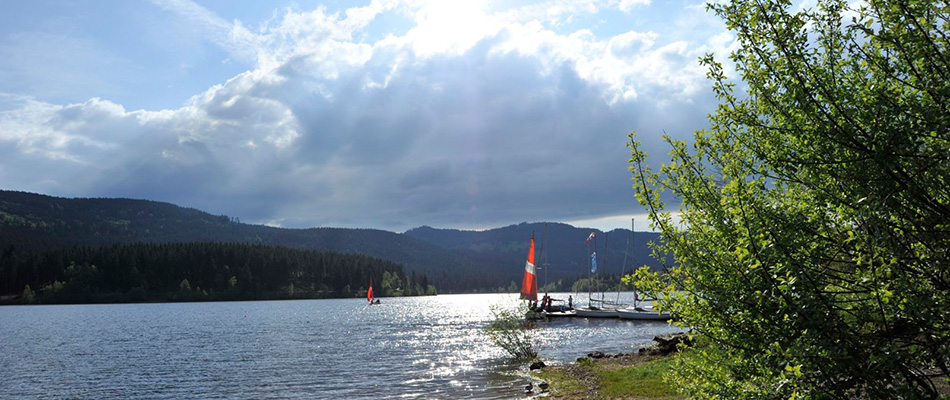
[0,242,436,304]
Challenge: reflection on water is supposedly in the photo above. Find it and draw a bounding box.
[0,293,682,399]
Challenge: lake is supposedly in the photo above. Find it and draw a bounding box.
[0,293,682,399]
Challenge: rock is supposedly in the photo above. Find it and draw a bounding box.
[529,361,546,370]
[653,334,693,355]
[577,357,586,362]
[588,351,605,359]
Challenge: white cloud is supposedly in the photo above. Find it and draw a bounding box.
[617,0,652,12]
[0,0,734,230]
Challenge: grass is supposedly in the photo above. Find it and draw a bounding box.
[535,367,589,395]
[596,357,680,399]
[534,355,683,399]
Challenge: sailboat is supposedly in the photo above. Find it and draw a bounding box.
[520,235,538,302]
[519,226,574,318]
[520,235,546,319]
[574,231,619,318]
[367,278,380,305]
[617,303,671,320]
[617,220,670,320]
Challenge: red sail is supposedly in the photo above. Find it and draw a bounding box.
[520,236,538,301]
[367,278,374,301]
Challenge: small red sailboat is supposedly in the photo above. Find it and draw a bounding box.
[368,278,380,305]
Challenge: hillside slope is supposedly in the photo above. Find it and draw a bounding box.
[0,191,497,290]
[0,191,672,291]
[404,222,671,285]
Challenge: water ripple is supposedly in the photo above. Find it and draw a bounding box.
[0,293,681,399]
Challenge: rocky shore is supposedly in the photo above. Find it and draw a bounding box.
[525,334,690,399]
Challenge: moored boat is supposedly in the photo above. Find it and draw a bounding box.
[575,231,619,318]
[574,306,619,318]
[544,309,576,318]
[617,305,671,320]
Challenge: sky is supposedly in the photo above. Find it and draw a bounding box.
[0,0,743,232]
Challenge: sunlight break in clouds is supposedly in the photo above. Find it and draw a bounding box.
[0,0,736,231]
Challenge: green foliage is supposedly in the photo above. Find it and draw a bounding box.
[538,280,557,293]
[571,276,626,293]
[21,284,34,304]
[628,0,950,398]
[485,304,539,361]
[535,355,682,399]
[381,271,403,296]
[179,279,192,294]
[598,357,680,399]
[571,278,593,293]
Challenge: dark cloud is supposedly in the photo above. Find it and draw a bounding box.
[0,11,722,232]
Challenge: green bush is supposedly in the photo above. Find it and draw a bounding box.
[628,0,950,398]
[485,304,539,361]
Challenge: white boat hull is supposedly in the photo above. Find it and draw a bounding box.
[617,307,671,321]
[574,307,618,318]
[544,310,576,318]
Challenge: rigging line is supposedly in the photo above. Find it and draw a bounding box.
[618,229,630,305]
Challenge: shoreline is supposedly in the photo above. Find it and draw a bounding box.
[527,335,689,399]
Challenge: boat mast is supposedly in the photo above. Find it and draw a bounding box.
[602,231,608,304]
[618,228,630,305]
[532,230,538,297]
[535,228,543,294]
[542,223,549,290]
[587,233,593,308]
[593,233,600,305]
[632,219,637,308]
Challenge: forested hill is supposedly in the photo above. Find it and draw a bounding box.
[0,190,671,292]
[404,223,670,286]
[1,242,433,304]
[0,190,499,291]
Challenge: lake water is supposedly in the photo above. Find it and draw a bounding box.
[0,293,682,399]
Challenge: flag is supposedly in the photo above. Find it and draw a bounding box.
[586,232,595,244]
[591,251,598,273]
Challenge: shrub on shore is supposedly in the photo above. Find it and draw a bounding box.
[628,0,950,398]
[485,304,539,361]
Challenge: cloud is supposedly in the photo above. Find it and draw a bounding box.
[0,0,733,231]
[151,0,263,65]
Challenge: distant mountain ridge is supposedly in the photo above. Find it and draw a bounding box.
[0,190,670,291]
[404,222,669,285]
